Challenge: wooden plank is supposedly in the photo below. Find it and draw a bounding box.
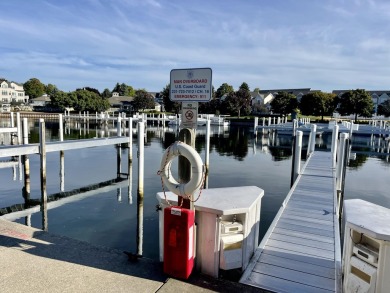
[284,208,333,220]
[265,238,334,260]
[273,227,334,245]
[285,205,333,216]
[244,271,333,293]
[278,217,333,232]
[257,252,335,279]
[277,221,334,237]
[262,246,335,268]
[270,232,334,252]
[279,213,334,228]
[252,263,335,291]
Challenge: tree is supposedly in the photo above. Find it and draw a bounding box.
[45,83,59,96]
[112,83,135,96]
[23,78,45,99]
[377,100,390,117]
[101,88,112,99]
[132,89,155,111]
[216,83,234,99]
[239,82,250,92]
[299,92,337,121]
[270,92,298,116]
[337,89,374,122]
[253,87,260,93]
[50,91,75,110]
[160,84,180,113]
[221,88,251,117]
[76,87,101,96]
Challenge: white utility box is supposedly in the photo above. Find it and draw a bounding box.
[343,199,390,293]
[156,186,264,278]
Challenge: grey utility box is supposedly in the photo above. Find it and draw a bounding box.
[157,186,264,278]
[343,199,390,293]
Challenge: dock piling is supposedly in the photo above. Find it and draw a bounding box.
[293,130,303,182]
[39,119,48,231]
[137,121,144,256]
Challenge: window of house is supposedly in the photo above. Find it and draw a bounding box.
[1,90,7,95]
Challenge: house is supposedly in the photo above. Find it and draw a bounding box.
[30,94,51,108]
[333,90,390,114]
[108,92,134,113]
[0,79,29,104]
[258,88,312,102]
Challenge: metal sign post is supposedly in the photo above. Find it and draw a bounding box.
[169,68,212,209]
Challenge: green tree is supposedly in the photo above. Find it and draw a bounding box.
[23,78,45,99]
[50,91,75,110]
[216,83,234,99]
[160,84,180,113]
[112,83,135,96]
[45,83,59,96]
[221,88,251,117]
[270,92,298,116]
[299,92,337,121]
[337,89,374,122]
[239,82,250,92]
[253,87,260,93]
[132,89,155,111]
[101,88,112,99]
[377,100,390,117]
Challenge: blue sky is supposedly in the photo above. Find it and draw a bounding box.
[1,0,389,93]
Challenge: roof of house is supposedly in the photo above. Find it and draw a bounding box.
[108,95,134,106]
[31,95,51,102]
[333,90,390,96]
[258,88,312,95]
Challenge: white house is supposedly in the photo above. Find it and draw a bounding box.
[0,79,29,104]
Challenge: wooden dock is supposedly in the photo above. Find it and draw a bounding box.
[240,151,342,292]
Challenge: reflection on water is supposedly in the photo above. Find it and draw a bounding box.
[1,119,390,260]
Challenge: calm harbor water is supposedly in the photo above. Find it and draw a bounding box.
[1,119,389,261]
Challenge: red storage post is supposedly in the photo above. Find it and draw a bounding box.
[163,207,195,279]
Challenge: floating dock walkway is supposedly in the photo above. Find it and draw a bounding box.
[240,151,342,292]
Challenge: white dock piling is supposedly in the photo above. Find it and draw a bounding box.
[205,119,210,174]
[128,117,133,163]
[39,119,48,231]
[293,131,303,182]
[331,124,339,167]
[137,121,144,256]
[336,133,349,191]
[307,124,317,158]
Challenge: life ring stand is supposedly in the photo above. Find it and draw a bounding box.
[159,141,204,198]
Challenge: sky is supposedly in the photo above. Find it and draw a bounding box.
[1,0,390,93]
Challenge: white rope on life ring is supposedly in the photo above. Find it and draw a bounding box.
[160,141,204,197]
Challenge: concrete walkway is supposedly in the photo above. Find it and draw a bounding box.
[0,219,264,293]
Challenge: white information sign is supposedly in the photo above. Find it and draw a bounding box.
[181,102,198,129]
[170,68,212,102]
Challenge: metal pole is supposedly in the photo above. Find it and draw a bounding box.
[205,119,210,175]
[39,119,48,231]
[137,121,144,256]
[293,130,303,182]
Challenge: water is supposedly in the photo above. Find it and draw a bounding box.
[1,119,389,261]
